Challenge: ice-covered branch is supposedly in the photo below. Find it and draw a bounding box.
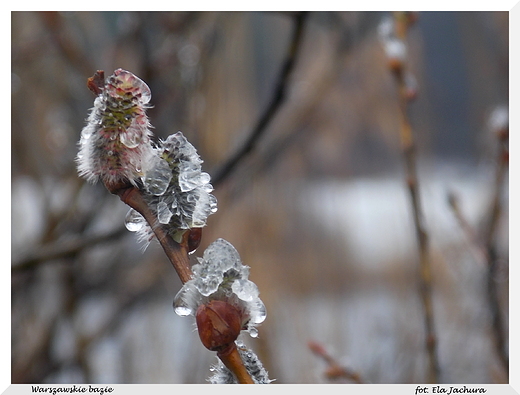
[76,69,218,280]
[77,69,267,384]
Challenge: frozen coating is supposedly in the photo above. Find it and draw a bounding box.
[173,239,266,337]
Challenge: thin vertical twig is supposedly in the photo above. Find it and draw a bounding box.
[447,192,489,265]
[482,122,509,376]
[447,187,509,376]
[212,11,308,187]
[389,12,440,383]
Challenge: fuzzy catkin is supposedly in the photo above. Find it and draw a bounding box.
[77,69,155,187]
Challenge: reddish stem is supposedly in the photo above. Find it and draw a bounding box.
[107,181,193,284]
[217,343,255,384]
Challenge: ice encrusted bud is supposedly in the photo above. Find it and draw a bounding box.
[77,69,155,188]
[173,239,266,338]
[78,69,217,251]
[208,340,272,384]
[124,131,217,250]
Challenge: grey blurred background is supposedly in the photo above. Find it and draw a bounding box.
[11,11,509,384]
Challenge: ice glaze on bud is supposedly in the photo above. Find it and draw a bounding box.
[78,69,217,251]
[173,239,266,338]
[196,300,242,352]
[124,131,218,251]
[77,69,154,188]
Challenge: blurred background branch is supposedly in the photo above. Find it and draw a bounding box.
[212,11,308,187]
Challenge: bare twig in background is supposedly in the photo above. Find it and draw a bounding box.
[483,121,508,250]
[482,116,509,376]
[212,11,308,187]
[387,12,440,383]
[12,227,127,273]
[308,340,363,383]
[447,187,509,377]
[39,12,95,77]
[223,12,381,201]
[447,192,489,265]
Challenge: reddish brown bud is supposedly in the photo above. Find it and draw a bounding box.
[196,300,242,352]
[186,228,202,253]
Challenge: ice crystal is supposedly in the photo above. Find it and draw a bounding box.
[208,341,272,384]
[142,154,172,196]
[173,239,266,337]
[157,201,173,224]
[138,131,217,247]
[76,69,154,187]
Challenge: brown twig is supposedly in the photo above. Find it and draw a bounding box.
[106,181,193,284]
[39,12,95,77]
[448,115,509,377]
[389,12,440,384]
[482,123,509,376]
[217,343,255,384]
[447,192,489,265]
[12,227,127,273]
[212,11,308,187]
[308,340,363,383]
[106,178,256,383]
[447,188,509,376]
[87,64,257,382]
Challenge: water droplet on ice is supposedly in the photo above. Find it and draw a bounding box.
[249,299,267,324]
[173,305,193,317]
[125,209,144,232]
[173,282,201,316]
[209,194,218,213]
[248,327,259,338]
[120,128,141,148]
